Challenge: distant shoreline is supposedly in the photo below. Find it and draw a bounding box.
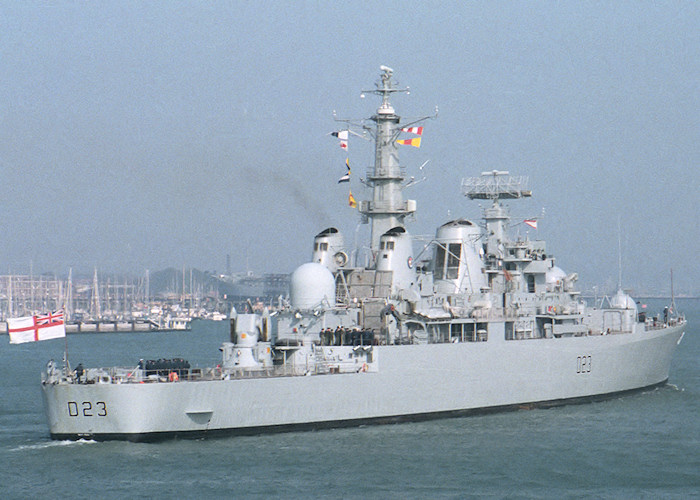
[633,296,699,300]
[580,295,698,300]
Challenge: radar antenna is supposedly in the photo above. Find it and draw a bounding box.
[461,171,532,258]
[361,65,409,114]
[461,170,532,201]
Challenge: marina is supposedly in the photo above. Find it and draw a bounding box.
[0,268,284,334]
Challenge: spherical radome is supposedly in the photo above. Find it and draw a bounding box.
[289,262,336,310]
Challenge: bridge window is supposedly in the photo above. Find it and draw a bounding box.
[434,243,461,280]
[476,323,488,341]
[435,245,446,279]
[446,243,461,279]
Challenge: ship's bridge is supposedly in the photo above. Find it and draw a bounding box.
[432,219,486,294]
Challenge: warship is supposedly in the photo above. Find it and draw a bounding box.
[42,67,686,441]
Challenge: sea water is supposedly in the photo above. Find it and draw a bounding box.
[1,299,698,499]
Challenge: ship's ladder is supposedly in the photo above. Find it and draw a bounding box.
[313,346,329,373]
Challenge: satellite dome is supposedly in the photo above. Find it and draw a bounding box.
[289,262,336,310]
[610,289,637,311]
[546,266,566,285]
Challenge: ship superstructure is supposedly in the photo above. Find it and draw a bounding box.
[41,68,686,441]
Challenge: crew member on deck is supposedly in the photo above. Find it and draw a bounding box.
[75,363,84,382]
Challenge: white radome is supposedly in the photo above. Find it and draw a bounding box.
[289,262,336,310]
[546,266,567,290]
[611,289,638,311]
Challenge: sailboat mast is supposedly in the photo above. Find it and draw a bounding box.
[67,268,73,320]
[8,273,12,318]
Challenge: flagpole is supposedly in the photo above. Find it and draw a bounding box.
[62,309,70,375]
[63,333,69,373]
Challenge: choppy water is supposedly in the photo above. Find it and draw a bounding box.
[1,299,698,498]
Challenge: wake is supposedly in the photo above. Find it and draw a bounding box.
[10,438,97,452]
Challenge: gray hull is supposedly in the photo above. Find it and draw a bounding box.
[42,323,684,441]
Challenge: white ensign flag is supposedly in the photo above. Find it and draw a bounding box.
[7,310,66,344]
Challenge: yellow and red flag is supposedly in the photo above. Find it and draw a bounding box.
[348,191,357,208]
[396,137,421,148]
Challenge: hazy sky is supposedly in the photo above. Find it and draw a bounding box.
[1,1,698,294]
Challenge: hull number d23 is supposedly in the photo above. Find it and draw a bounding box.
[67,401,107,417]
[576,355,592,374]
